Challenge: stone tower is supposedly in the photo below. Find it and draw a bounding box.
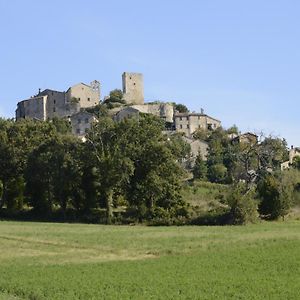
[122,72,144,105]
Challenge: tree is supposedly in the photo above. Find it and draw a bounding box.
[127,142,184,216]
[226,182,258,224]
[193,153,207,180]
[0,118,59,209]
[85,104,108,118]
[208,163,227,183]
[226,125,239,135]
[258,137,289,170]
[0,180,3,205]
[5,176,25,212]
[257,170,300,220]
[293,156,300,170]
[193,128,210,141]
[166,133,191,161]
[25,135,82,216]
[51,117,72,134]
[174,103,189,113]
[103,89,125,106]
[86,118,134,223]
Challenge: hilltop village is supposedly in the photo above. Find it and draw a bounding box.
[16,72,222,163]
[0,71,294,227]
[15,72,300,171]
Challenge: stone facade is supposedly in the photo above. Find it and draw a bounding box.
[16,81,100,120]
[16,95,48,121]
[122,72,144,105]
[182,136,208,162]
[232,132,258,145]
[114,107,140,122]
[174,112,221,137]
[70,111,98,141]
[281,146,300,170]
[114,103,174,123]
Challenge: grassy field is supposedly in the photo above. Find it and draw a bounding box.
[0,221,300,299]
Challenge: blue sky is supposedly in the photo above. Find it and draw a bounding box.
[0,0,299,145]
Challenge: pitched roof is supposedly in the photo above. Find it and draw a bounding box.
[174,112,221,123]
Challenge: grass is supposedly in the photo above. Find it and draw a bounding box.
[0,221,300,299]
[182,180,228,210]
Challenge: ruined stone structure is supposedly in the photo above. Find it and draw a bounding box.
[70,111,98,141]
[16,81,100,120]
[122,72,144,105]
[115,103,174,123]
[174,112,221,138]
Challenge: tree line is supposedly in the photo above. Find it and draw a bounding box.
[192,126,300,223]
[0,114,299,225]
[0,116,188,223]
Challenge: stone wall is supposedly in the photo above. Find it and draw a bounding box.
[16,95,47,120]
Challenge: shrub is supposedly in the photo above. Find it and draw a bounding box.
[226,183,258,225]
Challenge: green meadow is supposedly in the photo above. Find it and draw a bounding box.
[0,221,300,299]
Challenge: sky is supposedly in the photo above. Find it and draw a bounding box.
[0,0,299,145]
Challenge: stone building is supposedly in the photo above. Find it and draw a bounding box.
[174,112,221,138]
[70,111,98,141]
[232,132,258,145]
[114,107,140,122]
[114,103,174,123]
[122,72,144,105]
[182,136,208,166]
[16,81,100,120]
[281,146,300,170]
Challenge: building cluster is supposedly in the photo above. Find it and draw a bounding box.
[15,72,226,166]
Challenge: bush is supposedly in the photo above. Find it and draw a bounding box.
[226,183,258,225]
[257,171,300,220]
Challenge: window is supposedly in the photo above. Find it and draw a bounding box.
[78,119,81,124]
[133,83,136,86]
[53,107,56,112]
[53,99,56,104]
[180,124,183,129]
[85,118,88,124]
[214,124,217,128]
[88,98,90,101]
[180,117,182,121]
[187,124,189,129]
[130,76,132,79]
[207,124,212,130]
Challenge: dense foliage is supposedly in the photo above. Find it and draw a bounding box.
[0,116,298,225]
[0,116,187,223]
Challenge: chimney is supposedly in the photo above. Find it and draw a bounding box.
[200,108,204,114]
